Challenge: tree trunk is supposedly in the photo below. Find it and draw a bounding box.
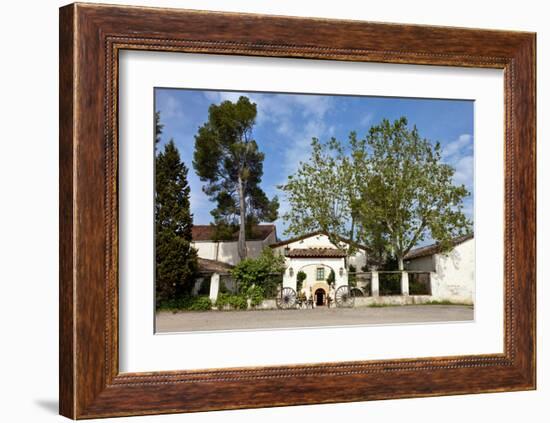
[237,175,247,260]
[346,218,355,271]
[397,256,404,271]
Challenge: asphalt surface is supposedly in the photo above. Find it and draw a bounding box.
[156,304,474,333]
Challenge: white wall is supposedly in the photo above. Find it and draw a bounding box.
[273,233,368,271]
[282,257,347,292]
[1,1,546,423]
[274,233,364,292]
[275,233,337,250]
[431,239,475,303]
[264,230,277,246]
[193,239,270,265]
[405,239,475,303]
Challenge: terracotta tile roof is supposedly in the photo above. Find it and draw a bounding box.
[191,225,276,242]
[285,248,347,258]
[197,258,234,274]
[404,233,474,260]
[270,230,369,251]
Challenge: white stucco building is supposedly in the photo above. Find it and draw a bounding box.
[190,223,474,307]
[190,224,278,301]
[404,234,474,304]
[190,226,368,306]
[191,224,277,266]
[270,231,368,306]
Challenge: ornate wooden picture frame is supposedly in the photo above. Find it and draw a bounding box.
[59,2,536,419]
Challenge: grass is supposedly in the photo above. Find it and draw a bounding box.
[368,300,473,308]
[422,300,473,306]
[156,295,213,312]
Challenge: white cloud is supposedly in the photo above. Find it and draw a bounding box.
[438,133,474,221]
[203,91,333,128]
[442,133,472,160]
[292,95,332,119]
[452,154,474,189]
[441,133,474,192]
[199,91,336,217]
[461,196,474,220]
[203,91,242,104]
[276,119,293,136]
[360,112,374,127]
[210,92,336,179]
[157,94,185,120]
[255,94,334,177]
[281,118,330,177]
[183,163,214,224]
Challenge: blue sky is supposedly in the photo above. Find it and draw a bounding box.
[155,88,474,244]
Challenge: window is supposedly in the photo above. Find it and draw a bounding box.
[316,267,325,281]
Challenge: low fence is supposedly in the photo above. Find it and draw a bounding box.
[201,269,432,307]
[354,295,436,307]
[408,272,431,295]
[348,271,431,298]
[350,272,371,297]
[213,273,282,299]
[378,272,402,296]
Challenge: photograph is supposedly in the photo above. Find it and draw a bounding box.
[1,0,542,420]
[153,88,475,333]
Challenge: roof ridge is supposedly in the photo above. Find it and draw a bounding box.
[192,224,276,241]
[404,233,474,260]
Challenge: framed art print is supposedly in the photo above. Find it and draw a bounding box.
[59,3,536,419]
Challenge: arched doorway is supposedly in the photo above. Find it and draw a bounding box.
[314,288,326,306]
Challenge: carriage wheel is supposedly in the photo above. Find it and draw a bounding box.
[335,285,355,308]
[276,287,297,309]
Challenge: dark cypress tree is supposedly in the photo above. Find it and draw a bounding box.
[155,131,198,305]
[155,111,163,145]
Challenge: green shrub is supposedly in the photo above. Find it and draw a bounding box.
[156,296,192,310]
[246,285,265,307]
[215,292,231,309]
[230,295,248,310]
[263,274,282,298]
[219,281,229,294]
[156,295,212,311]
[296,271,307,292]
[215,293,248,310]
[228,247,284,304]
[231,248,285,292]
[326,269,335,286]
[188,296,212,311]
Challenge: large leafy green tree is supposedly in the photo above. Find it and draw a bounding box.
[280,116,472,271]
[279,135,362,258]
[356,117,472,269]
[193,96,279,259]
[155,120,198,304]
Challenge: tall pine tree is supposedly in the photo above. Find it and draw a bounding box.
[193,96,278,259]
[155,114,198,305]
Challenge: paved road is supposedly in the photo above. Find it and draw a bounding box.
[156,305,474,333]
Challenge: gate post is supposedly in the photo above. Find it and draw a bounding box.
[401,271,409,296]
[371,271,379,297]
[209,273,220,302]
